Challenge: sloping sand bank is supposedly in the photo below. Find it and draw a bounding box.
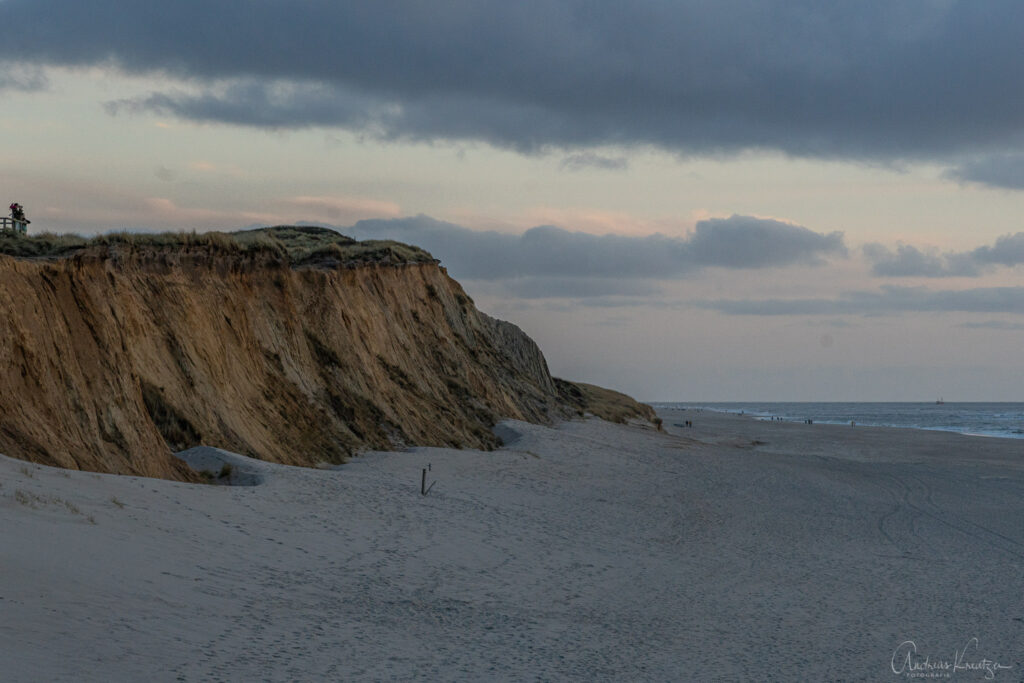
[2,411,1022,681]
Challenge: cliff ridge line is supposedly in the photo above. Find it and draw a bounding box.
[0,226,657,480]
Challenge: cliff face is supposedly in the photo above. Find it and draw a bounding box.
[0,243,562,480]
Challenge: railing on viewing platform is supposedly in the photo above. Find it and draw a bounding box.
[0,216,28,234]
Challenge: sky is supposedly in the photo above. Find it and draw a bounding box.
[2,1,1024,401]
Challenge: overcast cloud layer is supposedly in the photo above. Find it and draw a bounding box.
[946,154,1024,190]
[4,1,1024,164]
[343,215,1024,315]
[346,214,845,296]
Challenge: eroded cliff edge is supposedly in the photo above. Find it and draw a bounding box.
[0,227,655,480]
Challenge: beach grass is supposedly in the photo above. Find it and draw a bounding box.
[0,225,436,267]
[554,378,661,427]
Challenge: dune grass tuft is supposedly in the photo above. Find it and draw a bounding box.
[0,224,436,268]
[554,379,661,428]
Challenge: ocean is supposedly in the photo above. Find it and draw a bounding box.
[652,402,1024,440]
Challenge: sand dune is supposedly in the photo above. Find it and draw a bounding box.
[2,412,1022,680]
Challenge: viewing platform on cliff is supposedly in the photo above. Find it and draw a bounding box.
[0,216,28,235]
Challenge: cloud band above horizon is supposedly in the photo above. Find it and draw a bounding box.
[4,1,1024,167]
[345,214,845,297]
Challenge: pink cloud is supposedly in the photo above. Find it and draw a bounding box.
[520,207,691,237]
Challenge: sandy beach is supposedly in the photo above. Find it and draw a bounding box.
[2,410,1022,681]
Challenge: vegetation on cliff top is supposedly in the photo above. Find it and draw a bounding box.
[0,225,436,268]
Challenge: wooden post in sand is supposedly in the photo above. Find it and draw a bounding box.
[421,468,427,495]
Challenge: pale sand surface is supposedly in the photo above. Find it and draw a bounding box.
[1,411,1022,681]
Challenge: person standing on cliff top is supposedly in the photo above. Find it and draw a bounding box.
[9,203,29,224]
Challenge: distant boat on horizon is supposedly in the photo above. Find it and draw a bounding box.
[936,397,945,405]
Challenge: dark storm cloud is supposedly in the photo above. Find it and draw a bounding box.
[559,153,629,172]
[864,233,1024,277]
[0,64,47,92]
[104,82,385,130]
[343,213,845,297]
[4,1,1024,159]
[945,154,1024,190]
[697,286,1024,316]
